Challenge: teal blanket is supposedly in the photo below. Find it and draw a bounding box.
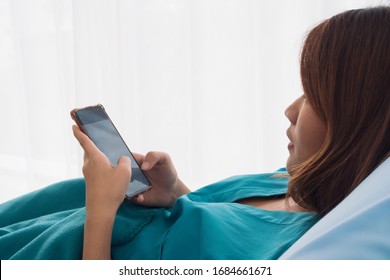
[0,172,317,260]
[0,178,158,259]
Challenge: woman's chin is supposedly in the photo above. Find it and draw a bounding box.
[286,158,292,175]
[286,156,298,176]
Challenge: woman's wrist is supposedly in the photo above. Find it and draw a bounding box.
[169,179,190,207]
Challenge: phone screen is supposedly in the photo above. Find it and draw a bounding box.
[72,105,151,197]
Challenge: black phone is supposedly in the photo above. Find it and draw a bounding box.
[71,104,151,198]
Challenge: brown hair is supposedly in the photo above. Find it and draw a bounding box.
[288,6,390,217]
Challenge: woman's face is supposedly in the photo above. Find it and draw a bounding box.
[285,95,327,173]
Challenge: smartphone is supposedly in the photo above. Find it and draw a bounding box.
[71,104,151,198]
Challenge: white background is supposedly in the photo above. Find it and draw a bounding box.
[0,0,386,203]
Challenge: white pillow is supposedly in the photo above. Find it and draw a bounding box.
[279,158,390,259]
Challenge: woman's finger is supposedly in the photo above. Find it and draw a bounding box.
[133,153,145,166]
[72,125,100,156]
[116,156,132,177]
[142,151,168,170]
[131,194,145,204]
[117,155,131,165]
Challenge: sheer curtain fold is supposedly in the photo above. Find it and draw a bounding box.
[0,0,383,203]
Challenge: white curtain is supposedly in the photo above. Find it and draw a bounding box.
[0,0,384,203]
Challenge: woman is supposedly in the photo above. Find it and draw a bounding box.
[1,6,389,260]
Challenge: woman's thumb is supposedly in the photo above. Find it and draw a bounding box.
[117,156,132,179]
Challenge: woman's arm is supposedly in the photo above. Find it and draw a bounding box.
[82,156,131,259]
[73,125,131,259]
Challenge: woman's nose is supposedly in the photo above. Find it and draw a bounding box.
[285,105,296,125]
[285,97,302,125]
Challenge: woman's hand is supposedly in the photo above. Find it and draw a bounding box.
[132,151,190,208]
[72,125,131,216]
